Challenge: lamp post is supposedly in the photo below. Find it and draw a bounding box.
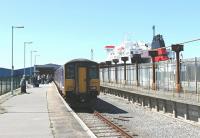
[11,26,24,95]
[24,42,32,76]
[30,50,37,77]
[34,54,40,65]
[34,55,40,75]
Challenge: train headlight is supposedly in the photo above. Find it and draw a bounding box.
[89,86,97,90]
[80,98,85,102]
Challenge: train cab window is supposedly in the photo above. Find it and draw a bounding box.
[89,65,98,79]
[66,64,75,79]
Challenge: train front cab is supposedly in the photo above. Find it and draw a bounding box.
[64,60,99,107]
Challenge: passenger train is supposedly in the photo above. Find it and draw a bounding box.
[54,58,100,108]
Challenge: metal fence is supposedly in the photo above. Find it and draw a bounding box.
[0,77,21,96]
[100,57,200,102]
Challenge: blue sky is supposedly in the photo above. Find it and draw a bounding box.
[0,0,200,69]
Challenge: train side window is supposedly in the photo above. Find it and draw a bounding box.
[66,64,75,79]
[89,66,98,79]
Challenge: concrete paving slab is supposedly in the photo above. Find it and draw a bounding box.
[0,85,53,138]
[47,83,91,138]
[0,83,95,138]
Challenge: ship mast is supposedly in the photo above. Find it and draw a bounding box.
[91,49,94,60]
[152,25,156,37]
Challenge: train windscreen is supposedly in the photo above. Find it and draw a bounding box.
[89,65,99,79]
[65,64,75,79]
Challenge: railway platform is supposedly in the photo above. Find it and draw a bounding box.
[0,83,94,138]
[101,82,200,123]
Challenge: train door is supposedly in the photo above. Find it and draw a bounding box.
[78,67,87,93]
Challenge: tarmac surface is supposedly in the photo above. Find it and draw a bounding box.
[0,83,92,138]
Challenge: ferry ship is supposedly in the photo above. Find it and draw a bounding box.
[105,34,174,63]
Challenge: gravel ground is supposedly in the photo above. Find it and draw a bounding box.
[98,93,200,138]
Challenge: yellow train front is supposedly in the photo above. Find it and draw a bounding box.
[55,58,100,108]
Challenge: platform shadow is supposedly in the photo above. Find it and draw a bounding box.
[95,98,128,114]
[74,98,127,114]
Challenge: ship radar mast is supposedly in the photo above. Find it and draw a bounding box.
[91,49,94,60]
[152,25,156,37]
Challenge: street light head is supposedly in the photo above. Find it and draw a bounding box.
[15,26,24,28]
[25,41,33,44]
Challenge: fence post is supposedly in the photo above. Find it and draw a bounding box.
[15,77,17,89]
[0,79,2,95]
[195,57,199,102]
[8,78,10,91]
[171,44,184,92]
[9,78,11,92]
[131,54,141,87]
[167,61,169,91]
[13,77,15,90]
[149,50,158,90]
[149,65,151,90]
[121,57,128,85]
[5,78,8,93]
[195,57,197,94]
[100,62,106,84]
[113,59,119,84]
[106,61,112,83]
[17,77,20,88]
[198,83,200,102]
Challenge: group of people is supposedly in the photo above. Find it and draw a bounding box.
[20,74,53,93]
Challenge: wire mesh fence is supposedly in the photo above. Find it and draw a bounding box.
[100,57,200,103]
[0,77,21,96]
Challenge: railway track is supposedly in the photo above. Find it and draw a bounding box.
[77,110,137,138]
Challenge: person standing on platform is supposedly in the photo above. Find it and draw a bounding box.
[20,75,26,93]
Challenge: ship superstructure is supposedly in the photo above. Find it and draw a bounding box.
[105,34,175,63]
[105,39,151,63]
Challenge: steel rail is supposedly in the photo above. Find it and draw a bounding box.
[94,111,134,138]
